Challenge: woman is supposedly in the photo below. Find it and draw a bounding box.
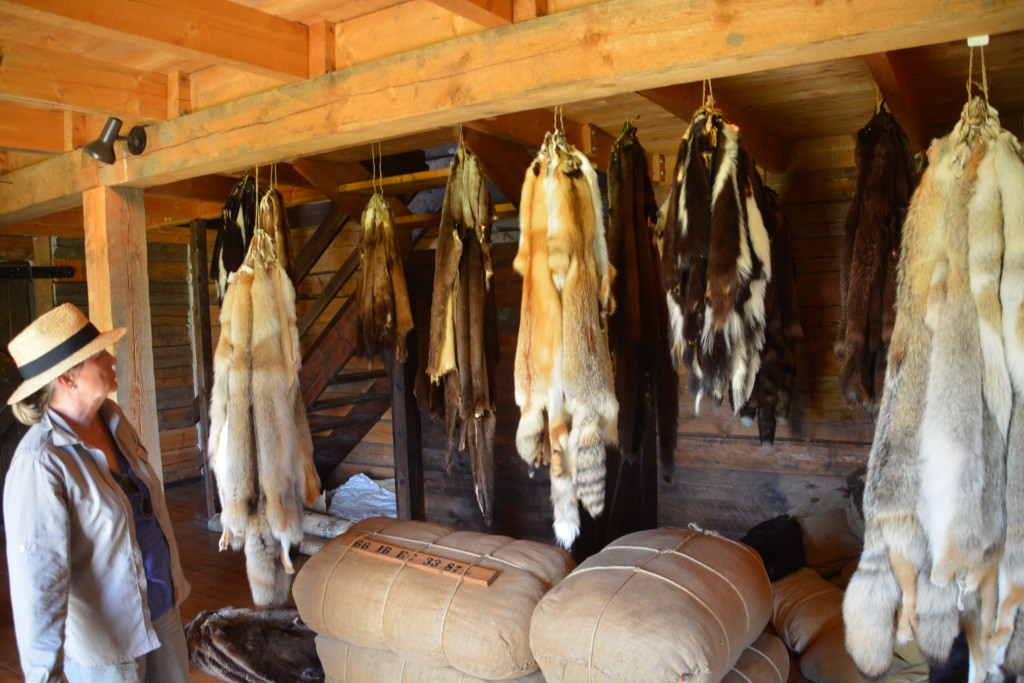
[4,303,191,683]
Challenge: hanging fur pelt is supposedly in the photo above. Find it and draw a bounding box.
[354,194,415,367]
[258,187,295,280]
[423,146,498,526]
[835,107,917,413]
[737,176,802,446]
[843,98,1024,681]
[514,131,618,549]
[606,121,678,479]
[209,205,321,607]
[212,174,258,303]
[660,109,771,413]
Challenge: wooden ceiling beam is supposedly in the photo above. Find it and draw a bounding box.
[863,51,927,152]
[2,0,1022,224]
[0,41,167,121]
[427,0,512,28]
[0,102,65,154]
[0,0,309,82]
[639,83,788,172]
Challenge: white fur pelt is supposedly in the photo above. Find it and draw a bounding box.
[210,267,257,552]
[844,98,1024,678]
[513,132,618,548]
[208,194,321,606]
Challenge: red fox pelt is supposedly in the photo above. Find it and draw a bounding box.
[514,132,617,548]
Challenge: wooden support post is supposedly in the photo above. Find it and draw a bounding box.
[31,236,52,314]
[188,219,216,520]
[391,329,423,521]
[82,185,162,480]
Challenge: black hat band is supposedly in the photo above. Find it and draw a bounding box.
[18,324,101,380]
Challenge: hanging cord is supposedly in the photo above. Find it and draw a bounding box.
[980,45,989,105]
[552,105,566,134]
[702,79,716,112]
[965,45,988,105]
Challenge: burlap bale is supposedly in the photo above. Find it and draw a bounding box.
[293,517,574,680]
[719,632,789,683]
[530,527,772,682]
[315,635,549,682]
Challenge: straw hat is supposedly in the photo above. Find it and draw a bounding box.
[6,303,125,405]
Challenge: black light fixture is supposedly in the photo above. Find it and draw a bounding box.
[82,117,147,164]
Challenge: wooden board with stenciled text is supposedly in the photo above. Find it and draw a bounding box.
[349,537,499,586]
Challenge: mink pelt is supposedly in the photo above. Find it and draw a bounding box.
[185,607,323,683]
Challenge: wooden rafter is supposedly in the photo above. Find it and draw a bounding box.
[461,127,535,208]
[465,110,615,166]
[1,0,1022,225]
[0,102,66,154]
[639,83,788,172]
[427,0,512,27]
[0,0,309,82]
[0,41,167,121]
[863,51,927,151]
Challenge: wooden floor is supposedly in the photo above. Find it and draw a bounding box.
[0,477,296,683]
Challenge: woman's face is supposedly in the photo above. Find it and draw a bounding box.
[72,349,118,401]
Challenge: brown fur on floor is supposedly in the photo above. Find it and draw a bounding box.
[185,607,323,683]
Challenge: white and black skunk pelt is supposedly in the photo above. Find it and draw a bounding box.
[211,174,259,303]
[208,192,321,607]
[835,106,917,413]
[660,107,772,414]
[606,121,677,478]
[422,146,499,526]
[354,193,414,369]
[514,130,618,549]
[842,97,1024,682]
[737,173,802,446]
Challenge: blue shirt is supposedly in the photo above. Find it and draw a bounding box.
[113,445,175,621]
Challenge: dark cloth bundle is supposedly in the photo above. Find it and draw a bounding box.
[835,107,916,413]
[185,607,323,683]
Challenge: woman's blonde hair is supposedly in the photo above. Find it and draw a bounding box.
[12,383,54,425]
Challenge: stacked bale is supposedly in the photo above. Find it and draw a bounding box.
[293,518,574,681]
[529,527,777,682]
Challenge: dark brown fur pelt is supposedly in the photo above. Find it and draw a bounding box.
[424,146,499,525]
[212,174,258,303]
[836,107,917,413]
[607,121,678,480]
[258,187,295,280]
[354,193,415,367]
[185,607,323,683]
